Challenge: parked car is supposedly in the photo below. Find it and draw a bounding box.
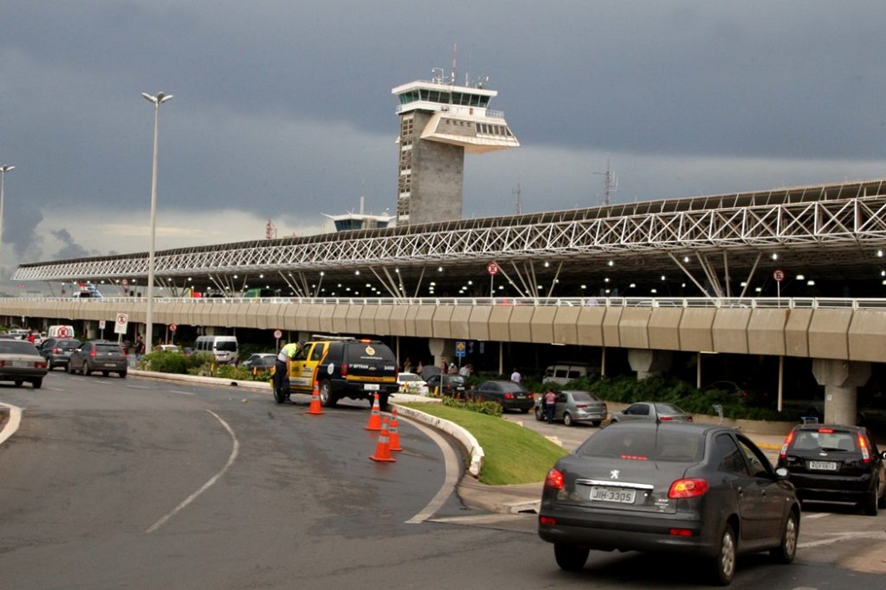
[67,341,128,378]
[472,380,535,413]
[776,423,886,516]
[396,371,429,395]
[153,344,183,353]
[542,362,599,386]
[242,353,276,371]
[535,390,607,427]
[608,401,693,424]
[425,373,467,397]
[0,339,48,389]
[538,421,800,585]
[38,337,82,370]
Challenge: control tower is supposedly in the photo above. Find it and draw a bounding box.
[392,71,519,225]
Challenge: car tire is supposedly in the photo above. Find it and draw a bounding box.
[319,380,338,408]
[553,543,589,572]
[535,407,544,421]
[83,364,91,377]
[770,510,798,564]
[592,420,602,427]
[118,371,127,379]
[879,483,886,510]
[709,524,736,586]
[864,482,879,516]
[31,378,43,390]
[520,407,530,414]
[563,412,574,427]
[13,380,23,387]
[102,371,109,377]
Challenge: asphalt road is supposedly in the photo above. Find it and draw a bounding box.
[1,372,885,589]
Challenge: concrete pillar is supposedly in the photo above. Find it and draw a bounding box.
[628,349,673,380]
[428,337,453,371]
[811,359,870,425]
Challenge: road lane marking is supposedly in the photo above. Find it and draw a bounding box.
[799,530,886,549]
[403,416,462,524]
[803,512,831,519]
[0,402,22,445]
[145,410,239,533]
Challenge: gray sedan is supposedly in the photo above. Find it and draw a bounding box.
[0,339,48,388]
[535,390,607,426]
[608,401,693,424]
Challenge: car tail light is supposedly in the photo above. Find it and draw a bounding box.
[53,347,62,354]
[0,361,5,367]
[544,468,565,490]
[686,416,693,422]
[779,430,794,459]
[668,478,710,499]
[539,516,557,526]
[660,416,673,421]
[576,404,587,409]
[36,360,47,369]
[669,528,694,537]
[340,363,348,377]
[818,428,834,434]
[858,434,871,463]
[90,348,97,358]
[503,393,515,399]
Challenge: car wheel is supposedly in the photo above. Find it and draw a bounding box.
[864,482,879,516]
[535,407,544,421]
[709,524,736,586]
[13,380,23,388]
[563,412,574,427]
[520,407,530,414]
[118,371,127,379]
[83,364,91,377]
[770,510,798,564]
[553,543,589,572]
[319,380,338,408]
[592,420,602,427]
[31,378,43,390]
[102,371,109,377]
[879,482,886,510]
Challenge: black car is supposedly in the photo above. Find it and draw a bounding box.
[38,337,82,370]
[426,373,467,397]
[472,380,535,413]
[68,341,128,378]
[538,421,800,586]
[776,423,886,516]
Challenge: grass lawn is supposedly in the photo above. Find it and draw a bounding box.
[400,403,569,485]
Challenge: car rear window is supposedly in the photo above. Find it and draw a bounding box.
[571,391,597,403]
[95,344,124,354]
[791,429,857,452]
[577,426,703,462]
[0,341,39,355]
[344,342,395,363]
[59,340,80,347]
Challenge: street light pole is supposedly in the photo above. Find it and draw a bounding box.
[0,165,14,284]
[142,92,173,354]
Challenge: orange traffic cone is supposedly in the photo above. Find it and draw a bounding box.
[365,393,382,431]
[389,408,403,452]
[369,417,396,462]
[307,381,324,415]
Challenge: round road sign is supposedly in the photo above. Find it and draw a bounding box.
[773,269,785,282]
[274,329,283,339]
[169,323,177,332]
[487,261,500,275]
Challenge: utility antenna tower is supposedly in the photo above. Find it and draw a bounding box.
[594,156,618,206]
[513,181,522,214]
[265,219,277,240]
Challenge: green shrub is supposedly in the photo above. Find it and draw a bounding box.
[144,351,213,374]
[441,394,503,417]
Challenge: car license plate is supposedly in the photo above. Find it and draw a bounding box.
[590,486,636,504]
[105,363,117,368]
[808,461,838,471]
[364,384,379,391]
[12,361,31,368]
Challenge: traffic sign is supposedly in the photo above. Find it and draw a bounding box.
[114,313,129,335]
[169,323,177,333]
[773,269,785,282]
[122,278,129,287]
[455,340,466,358]
[487,261,499,275]
[99,320,106,330]
[273,329,283,339]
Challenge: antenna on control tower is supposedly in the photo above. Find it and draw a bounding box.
[513,181,522,215]
[594,156,618,206]
[265,219,277,240]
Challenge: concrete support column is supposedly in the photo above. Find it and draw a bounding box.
[628,349,673,380]
[811,359,870,425]
[428,338,453,371]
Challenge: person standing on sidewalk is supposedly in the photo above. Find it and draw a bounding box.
[544,388,557,424]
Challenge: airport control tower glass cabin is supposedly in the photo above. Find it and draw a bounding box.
[392,72,519,225]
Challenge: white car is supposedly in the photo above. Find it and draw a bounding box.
[397,372,429,395]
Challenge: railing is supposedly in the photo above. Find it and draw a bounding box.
[7,295,886,311]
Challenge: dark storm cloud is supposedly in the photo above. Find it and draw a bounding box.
[50,229,95,261]
[2,0,886,271]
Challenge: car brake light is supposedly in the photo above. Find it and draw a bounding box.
[53,347,62,354]
[544,468,565,490]
[858,434,871,463]
[669,528,694,537]
[818,428,834,434]
[668,478,710,499]
[660,416,673,421]
[539,516,557,526]
[0,361,5,367]
[90,348,97,358]
[779,431,795,459]
[576,404,587,409]
[504,393,515,399]
[36,360,47,369]
[340,363,348,377]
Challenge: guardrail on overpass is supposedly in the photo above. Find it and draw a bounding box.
[3,296,886,363]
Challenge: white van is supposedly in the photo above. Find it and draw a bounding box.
[542,362,598,385]
[48,325,76,339]
[194,335,239,364]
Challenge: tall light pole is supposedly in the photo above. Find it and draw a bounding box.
[0,165,14,284]
[142,92,173,354]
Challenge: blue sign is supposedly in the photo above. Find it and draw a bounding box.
[455,340,466,358]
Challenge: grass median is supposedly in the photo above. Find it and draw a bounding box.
[400,403,569,486]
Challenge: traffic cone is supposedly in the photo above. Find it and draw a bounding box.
[369,417,396,462]
[389,407,403,452]
[307,381,324,415]
[365,393,382,431]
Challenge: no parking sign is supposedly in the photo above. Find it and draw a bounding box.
[114,313,129,335]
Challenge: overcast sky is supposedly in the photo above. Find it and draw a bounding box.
[2,1,886,292]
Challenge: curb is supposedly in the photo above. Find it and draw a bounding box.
[393,401,485,477]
